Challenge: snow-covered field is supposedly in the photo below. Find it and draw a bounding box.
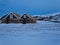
[0,21,60,45]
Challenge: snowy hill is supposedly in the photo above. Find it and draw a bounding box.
[33,12,60,23]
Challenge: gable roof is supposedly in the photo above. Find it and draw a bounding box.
[1,12,21,20]
[21,14,33,19]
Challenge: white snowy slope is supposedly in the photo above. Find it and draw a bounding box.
[0,21,60,45]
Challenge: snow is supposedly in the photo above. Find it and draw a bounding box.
[0,21,60,45]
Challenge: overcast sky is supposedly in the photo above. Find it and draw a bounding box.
[0,0,60,16]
